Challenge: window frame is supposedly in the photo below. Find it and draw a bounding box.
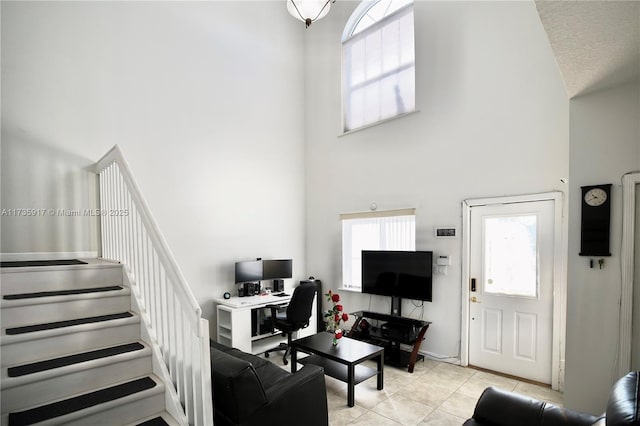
[341,1,416,133]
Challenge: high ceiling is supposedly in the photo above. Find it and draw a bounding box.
[535,0,640,98]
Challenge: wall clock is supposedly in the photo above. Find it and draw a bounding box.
[579,184,612,256]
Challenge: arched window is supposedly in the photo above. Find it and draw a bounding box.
[342,0,415,132]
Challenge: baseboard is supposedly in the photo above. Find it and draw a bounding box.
[0,252,98,261]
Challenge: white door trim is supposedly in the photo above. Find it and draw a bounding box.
[461,191,566,391]
[619,173,640,376]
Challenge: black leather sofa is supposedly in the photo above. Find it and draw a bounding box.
[464,371,640,426]
[210,340,328,426]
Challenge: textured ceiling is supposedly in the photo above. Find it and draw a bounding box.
[535,0,640,98]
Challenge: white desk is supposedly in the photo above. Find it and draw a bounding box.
[216,293,292,309]
[215,293,317,355]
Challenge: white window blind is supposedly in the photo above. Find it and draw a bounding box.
[342,1,415,132]
[341,209,416,290]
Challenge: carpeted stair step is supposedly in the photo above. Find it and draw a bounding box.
[1,312,141,367]
[8,376,157,426]
[8,342,144,377]
[1,286,131,329]
[1,341,152,414]
[3,285,123,300]
[136,416,171,426]
[1,260,123,296]
[0,259,88,268]
[5,312,133,335]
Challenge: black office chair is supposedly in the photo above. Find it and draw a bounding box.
[264,282,317,365]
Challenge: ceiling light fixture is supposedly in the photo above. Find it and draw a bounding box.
[287,0,336,28]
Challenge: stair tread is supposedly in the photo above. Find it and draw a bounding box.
[0,259,88,268]
[8,376,157,426]
[3,285,124,300]
[8,342,145,377]
[136,416,170,426]
[5,312,134,335]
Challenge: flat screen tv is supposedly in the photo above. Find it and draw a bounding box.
[361,250,433,302]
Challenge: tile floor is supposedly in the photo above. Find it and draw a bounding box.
[267,354,563,426]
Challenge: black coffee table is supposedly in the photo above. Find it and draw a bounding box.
[291,333,384,407]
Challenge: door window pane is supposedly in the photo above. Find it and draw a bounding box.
[484,215,538,297]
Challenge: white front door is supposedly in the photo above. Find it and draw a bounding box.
[468,199,554,384]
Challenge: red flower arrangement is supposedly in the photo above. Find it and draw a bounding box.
[324,290,349,346]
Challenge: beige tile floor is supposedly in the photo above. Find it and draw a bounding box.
[267,354,563,426]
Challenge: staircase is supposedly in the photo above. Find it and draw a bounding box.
[0,259,178,426]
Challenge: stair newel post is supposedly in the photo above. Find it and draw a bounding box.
[113,165,121,262]
[110,164,118,260]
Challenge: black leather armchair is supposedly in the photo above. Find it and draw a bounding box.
[464,371,640,426]
[264,282,316,365]
[210,340,328,426]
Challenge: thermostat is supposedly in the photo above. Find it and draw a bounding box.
[435,226,457,238]
[434,255,451,276]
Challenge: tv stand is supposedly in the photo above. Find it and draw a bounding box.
[347,311,430,373]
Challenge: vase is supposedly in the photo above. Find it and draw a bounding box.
[332,328,343,346]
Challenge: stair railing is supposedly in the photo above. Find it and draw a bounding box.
[94,145,213,426]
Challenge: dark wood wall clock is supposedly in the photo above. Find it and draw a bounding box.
[579,184,612,256]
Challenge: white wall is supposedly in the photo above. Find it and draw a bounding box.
[564,81,640,413]
[1,1,307,332]
[304,1,569,358]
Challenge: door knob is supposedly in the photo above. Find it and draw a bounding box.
[471,296,480,303]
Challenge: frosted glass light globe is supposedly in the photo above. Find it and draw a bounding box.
[287,0,332,27]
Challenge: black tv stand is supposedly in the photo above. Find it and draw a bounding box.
[347,310,431,373]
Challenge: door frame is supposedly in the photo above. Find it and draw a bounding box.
[618,172,640,376]
[461,191,566,391]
